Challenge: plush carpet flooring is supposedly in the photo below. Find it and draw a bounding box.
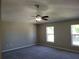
[2,45,79,59]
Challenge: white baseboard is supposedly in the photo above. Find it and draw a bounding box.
[47,45,79,53]
[2,44,35,53]
[37,43,79,53]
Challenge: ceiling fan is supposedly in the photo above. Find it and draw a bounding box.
[34,4,49,21]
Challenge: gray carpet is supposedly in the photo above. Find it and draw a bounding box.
[2,45,79,59]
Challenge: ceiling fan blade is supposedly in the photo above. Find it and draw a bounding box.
[42,16,49,20]
[42,18,48,20]
[42,16,49,18]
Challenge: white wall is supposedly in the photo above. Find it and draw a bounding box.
[2,22,36,51]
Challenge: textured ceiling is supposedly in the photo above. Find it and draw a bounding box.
[1,0,79,23]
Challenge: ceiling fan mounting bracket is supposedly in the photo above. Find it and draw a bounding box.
[34,4,40,8]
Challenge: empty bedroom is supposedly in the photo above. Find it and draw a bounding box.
[1,0,79,59]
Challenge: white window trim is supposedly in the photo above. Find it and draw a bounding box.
[46,26,54,43]
[71,24,79,47]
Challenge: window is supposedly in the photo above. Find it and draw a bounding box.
[71,24,79,46]
[46,26,54,42]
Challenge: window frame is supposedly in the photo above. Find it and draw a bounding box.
[71,24,79,47]
[46,26,54,43]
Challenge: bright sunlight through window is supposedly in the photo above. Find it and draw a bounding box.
[46,26,54,42]
[71,24,79,46]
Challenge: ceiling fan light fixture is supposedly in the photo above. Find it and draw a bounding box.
[35,16,42,21]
